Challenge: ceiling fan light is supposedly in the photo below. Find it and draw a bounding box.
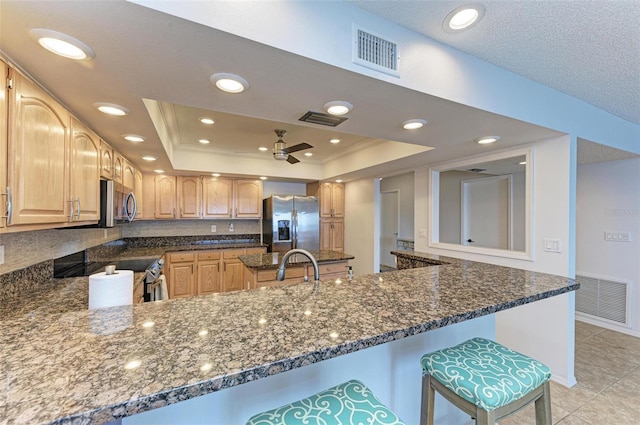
[324,101,352,116]
[29,29,95,60]
[210,73,249,93]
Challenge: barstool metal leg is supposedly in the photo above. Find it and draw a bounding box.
[420,374,435,425]
[535,381,552,425]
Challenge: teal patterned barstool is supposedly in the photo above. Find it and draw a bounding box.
[246,379,406,425]
[420,337,552,425]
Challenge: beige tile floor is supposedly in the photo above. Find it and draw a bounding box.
[499,321,640,425]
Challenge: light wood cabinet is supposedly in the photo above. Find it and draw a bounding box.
[202,177,233,218]
[234,179,263,218]
[122,160,135,192]
[154,175,177,219]
[320,218,344,252]
[310,182,345,218]
[69,117,100,222]
[99,140,114,179]
[113,153,124,184]
[7,68,71,226]
[165,247,266,297]
[247,260,350,289]
[178,176,202,218]
[0,60,8,230]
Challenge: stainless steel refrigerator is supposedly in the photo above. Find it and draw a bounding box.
[263,195,319,253]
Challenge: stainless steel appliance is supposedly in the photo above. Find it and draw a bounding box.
[99,180,137,227]
[263,195,319,252]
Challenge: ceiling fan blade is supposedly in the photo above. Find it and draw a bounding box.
[283,142,313,154]
[286,155,300,164]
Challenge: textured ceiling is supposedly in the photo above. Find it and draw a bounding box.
[351,0,640,124]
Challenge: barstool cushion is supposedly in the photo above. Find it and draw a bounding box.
[246,379,406,425]
[420,337,551,412]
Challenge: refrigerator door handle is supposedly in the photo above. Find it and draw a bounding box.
[292,209,297,249]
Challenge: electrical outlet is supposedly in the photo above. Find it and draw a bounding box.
[604,231,631,242]
[229,223,234,232]
[418,228,428,238]
[0,245,4,265]
[211,225,217,233]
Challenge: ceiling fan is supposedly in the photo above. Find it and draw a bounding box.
[272,129,313,164]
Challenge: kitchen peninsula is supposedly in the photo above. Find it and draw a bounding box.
[0,253,578,425]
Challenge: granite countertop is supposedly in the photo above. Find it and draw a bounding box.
[105,242,267,262]
[239,250,355,270]
[0,255,578,424]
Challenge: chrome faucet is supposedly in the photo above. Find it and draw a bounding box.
[276,249,320,281]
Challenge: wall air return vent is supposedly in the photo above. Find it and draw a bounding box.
[576,274,629,326]
[299,111,348,127]
[353,25,399,77]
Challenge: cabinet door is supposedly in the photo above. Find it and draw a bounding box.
[331,219,345,252]
[113,154,123,184]
[202,177,232,218]
[234,179,262,218]
[331,183,345,218]
[8,70,70,225]
[134,170,144,219]
[122,161,135,192]
[168,262,195,299]
[320,219,333,251]
[99,140,113,179]
[0,61,8,230]
[197,260,221,295]
[69,117,100,222]
[318,183,334,217]
[154,175,176,219]
[222,259,245,292]
[178,176,201,218]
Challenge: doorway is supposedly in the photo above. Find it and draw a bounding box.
[380,190,399,271]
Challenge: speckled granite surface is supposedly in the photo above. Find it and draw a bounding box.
[0,254,578,425]
[239,250,355,270]
[391,250,450,269]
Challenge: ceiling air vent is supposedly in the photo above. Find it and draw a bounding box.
[299,111,348,127]
[353,26,399,77]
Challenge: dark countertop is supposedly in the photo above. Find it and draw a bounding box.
[0,253,578,424]
[106,242,267,262]
[239,250,355,270]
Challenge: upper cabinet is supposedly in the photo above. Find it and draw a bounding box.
[202,177,233,218]
[0,60,8,230]
[7,67,71,226]
[69,117,100,222]
[113,153,124,184]
[178,176,202,218]
[154,175,177,219]
[100,140,114,179]
[309,182,345,218]
[134,169,144,219]
[234,179,263,219]
[122,160,135,192]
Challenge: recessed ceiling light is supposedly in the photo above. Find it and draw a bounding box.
[210,73,249,93]
[93,102,129,116]
[142,156,156,161]
[324,101,353,116]
[335,179,343,183]
[443,4,485,32]
[329,138,341,144]
[200,117,215,125]
[154,169,164,173]
[122,134,145,143]
[259,176,268,180]
[258,146,269,152]
[477,136,500,144]
[304,152,313,157]
[198,139,210,145]
[402,119,427,130]
[519,161,527,165]
[29,29,95,61]
[211,173,220,177]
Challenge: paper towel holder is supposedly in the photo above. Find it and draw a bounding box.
[105,265,116,275]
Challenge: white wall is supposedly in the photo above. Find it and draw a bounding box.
[576,158,640,335]
[379,172,414,240]
[262,181,308,198]
[344,179,378,276]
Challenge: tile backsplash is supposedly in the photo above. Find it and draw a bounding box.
[122,219,261,238]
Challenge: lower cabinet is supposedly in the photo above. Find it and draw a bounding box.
[166,247,266,298]
[320,218,344,252]
[246,261,350,289]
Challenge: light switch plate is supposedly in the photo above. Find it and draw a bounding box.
[543,238,561,253]
[0,245,4,265]
[229,223,234,232]
[211,225,217,233]
[418,228,428,238]
[604,231,631,242]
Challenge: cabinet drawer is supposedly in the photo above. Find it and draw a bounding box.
[198,251,221,261]
[317,262,348,276]
[169,252,195,262]
[222,249,245,259]
[257,266,305,282]
[245,247,266,255]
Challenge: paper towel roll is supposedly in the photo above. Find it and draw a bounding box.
[89,270,134,309]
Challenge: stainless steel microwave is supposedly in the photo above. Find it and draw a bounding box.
[99,180,137,227]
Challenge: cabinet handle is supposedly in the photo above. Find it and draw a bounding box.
[1,187,12,225]
[76,198,81,219]
[173,208,176,218]
[180,208,183,217]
